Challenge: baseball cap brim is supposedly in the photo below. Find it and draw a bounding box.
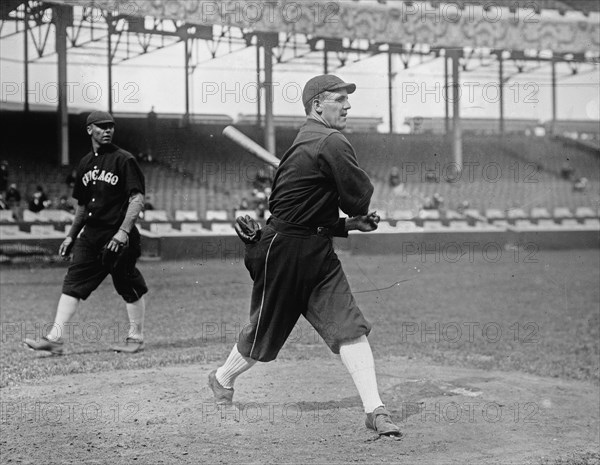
[329,82,356,95]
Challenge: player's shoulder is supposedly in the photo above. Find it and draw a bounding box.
[111,145,137,161]
[321,129,351,150]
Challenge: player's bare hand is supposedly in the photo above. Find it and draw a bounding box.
[59,237,74,258]
[347,211,380,232]
[107,230,128,252]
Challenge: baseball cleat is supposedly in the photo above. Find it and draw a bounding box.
[365,406,402,437]
[24,336,64,355]
[112,337,145,353]
[208,369,234,404]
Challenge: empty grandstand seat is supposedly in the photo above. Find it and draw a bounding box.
[39,209,74,222]
[422,221,446,230]
[30,225,61,236]
[462,209,486,221]
[444,210,464,220]
[485,209,505,219]
[390,210,416,220]
[575,207,596,218]
[175,210,199,221]
[206,210,228,221]
[235,209,257,220]
[149,223,174,234]
[560,219,581,227]
[0,225,22,237]
[553,207,573,219]
[448,220,471,229]
[144,210,169,221]
[210,223,236,235]
[514,219,536,228]
[394,220,420,232]
[0,211,15,222]
[23,210,43,222]
[530,207,551,219]
[180,223,209,234]
[583,218,600,228]
[537,219,558,228]
[507,208,528,219]
[419,210,440,220]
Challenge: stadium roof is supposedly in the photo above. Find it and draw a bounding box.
[8,0,598,54]
[366,1,600,15]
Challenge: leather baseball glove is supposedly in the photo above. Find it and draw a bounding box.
[100,240,129,271]
[234,215,262,244]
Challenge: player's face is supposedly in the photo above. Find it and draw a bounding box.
[318,90,351,130]
[87,122,115,146]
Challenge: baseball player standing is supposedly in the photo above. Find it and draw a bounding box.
[209,75,401,436]
[25,111,148,354]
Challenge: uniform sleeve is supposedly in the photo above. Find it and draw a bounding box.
[122,157,145,197]
[72,161,87,205]
[318,133,373,217]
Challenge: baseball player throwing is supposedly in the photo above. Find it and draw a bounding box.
[209,75,401,436]
[25,111,148,354]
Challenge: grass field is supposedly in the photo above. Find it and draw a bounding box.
[1,249,598,387]
[1,248,599,464]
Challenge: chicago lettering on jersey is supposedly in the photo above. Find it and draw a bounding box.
[82,169,119,187]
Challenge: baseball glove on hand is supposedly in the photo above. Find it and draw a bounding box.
[100,240,129,271]
[235,215,262,244]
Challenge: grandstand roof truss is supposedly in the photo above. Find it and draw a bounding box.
[1,0,598,166]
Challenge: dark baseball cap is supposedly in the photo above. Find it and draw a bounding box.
[86,111,115,126]
[302,74,356,106]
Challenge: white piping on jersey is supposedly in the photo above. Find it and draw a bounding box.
[250,232,278,359]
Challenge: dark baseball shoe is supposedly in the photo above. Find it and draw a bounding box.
[365,406,402,436]
[112,337,145,353]
[24,336,64,355]
[208,369,234,404]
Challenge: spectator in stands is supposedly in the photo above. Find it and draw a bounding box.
[57,195,75,214]
[239,197,250,210]
[28,185,50,213]
[422,192,444,210]
[573,176,588,192]
[5,183,21,220]
[560,160,575,181]
[389,166,401,189]
[456,200,470,215]
[0,193,8,210]
[424,170,440,183]
[65,168,78,189]
[0,160,8,195]
[253,168,271,190]
[144,195,155,211]
[6,183,21,206]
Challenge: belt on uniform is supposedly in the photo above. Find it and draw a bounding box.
[267,216,335,237]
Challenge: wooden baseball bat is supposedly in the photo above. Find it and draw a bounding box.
[222,125,280,168]
[223,126,279,168]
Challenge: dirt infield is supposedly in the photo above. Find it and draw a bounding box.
[2,356,598,465]
[1,251,599,464]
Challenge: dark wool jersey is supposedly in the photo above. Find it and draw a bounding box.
[269,118,373,229]
[73,143,145,228]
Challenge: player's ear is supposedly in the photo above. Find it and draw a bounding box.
[86,125,93,136]
[313,98,323,114]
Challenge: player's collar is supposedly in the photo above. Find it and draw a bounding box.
[96,143,117,154]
